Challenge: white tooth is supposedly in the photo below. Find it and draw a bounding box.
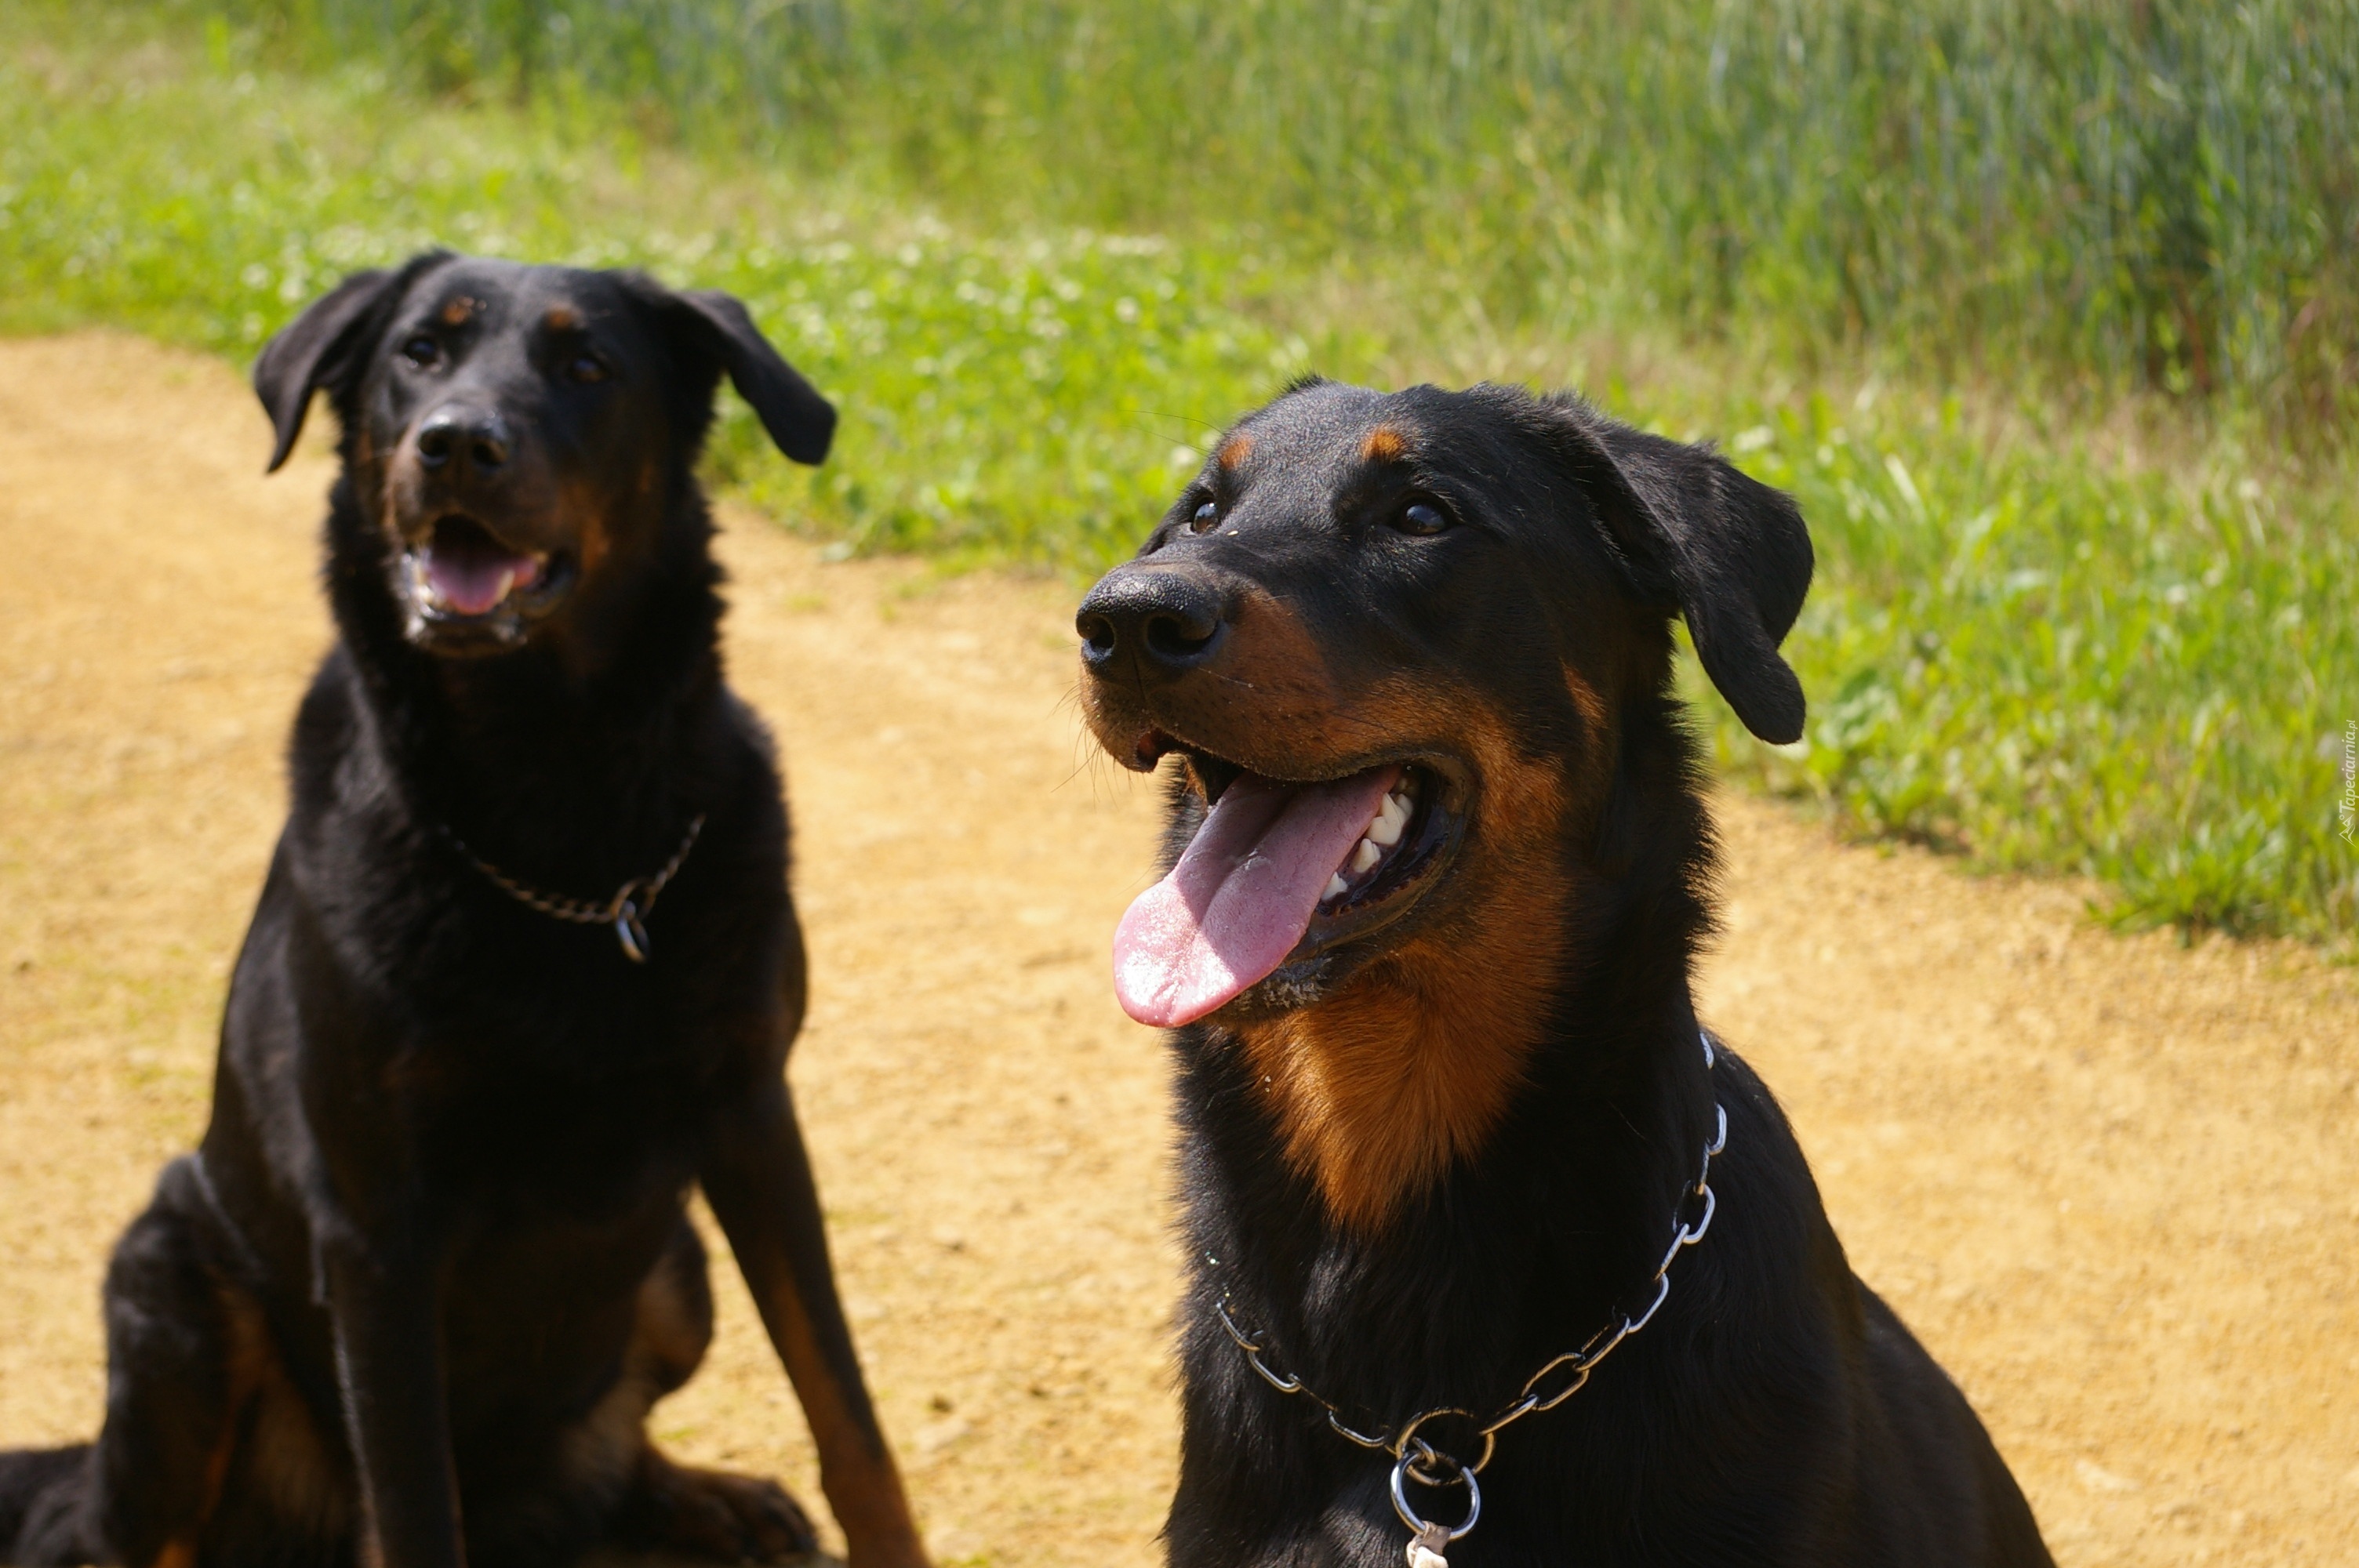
[1323,873,1349,902]
[1366,812,1402,847]
[1383,793,1409,827]
[493,568,517,602]
[1352,837,1382,873]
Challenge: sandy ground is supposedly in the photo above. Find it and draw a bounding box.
[0,332,2354,1568]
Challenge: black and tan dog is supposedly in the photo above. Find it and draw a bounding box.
[0,254,929,1568]
[1076,380,2052,1566]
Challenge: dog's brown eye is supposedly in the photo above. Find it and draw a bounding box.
[1397,502,1451,535]
[1190,501,1218,532]
[401,335,440,368]
[565,354,609,385]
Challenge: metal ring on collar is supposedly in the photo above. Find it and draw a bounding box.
[1681,1181,1717,1246]
[1394,1412,1496,1479]
[1213,1297,1259,1350]
[1390,1448,1481,1541]
[1326,1407,1392,1450]
[1243,1345,1303,1395]
[1623,1269,1673,1338]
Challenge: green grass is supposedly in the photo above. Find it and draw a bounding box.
[0,16,1326,565]
[1673,390,2357,945]
[206,0,2359,436]
[3,3,2353,949]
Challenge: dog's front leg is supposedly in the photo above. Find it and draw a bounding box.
[320,1240,464,1568]
[703,1082,930,1568]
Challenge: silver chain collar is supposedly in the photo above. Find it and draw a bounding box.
[1209,1029,1729,1564]
[442,814,707,963]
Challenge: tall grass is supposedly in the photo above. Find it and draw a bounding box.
[212,0,2359,430]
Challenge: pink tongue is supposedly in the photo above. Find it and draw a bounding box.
[426,546,540,616]
[1113,765,1400,1028]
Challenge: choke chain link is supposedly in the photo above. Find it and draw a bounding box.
[1210,1029,1729,1555]
[442,814,707,964]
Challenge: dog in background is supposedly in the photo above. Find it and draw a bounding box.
[1076,379,2053,1566]
[0,253,929,1568]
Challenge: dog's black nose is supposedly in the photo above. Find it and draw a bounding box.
[1077,566,1233,677]
[416,407,511,474]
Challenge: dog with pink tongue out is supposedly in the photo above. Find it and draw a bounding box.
[1076,380,2052,1568]
[1114,765,1408,1028]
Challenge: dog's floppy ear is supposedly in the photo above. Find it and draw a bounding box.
[663,289,836,466]
[1541,396,1814,744]
[253,257,438,474]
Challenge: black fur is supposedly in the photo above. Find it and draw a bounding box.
[1078,380,2052,1566]
[0,255,925,1568]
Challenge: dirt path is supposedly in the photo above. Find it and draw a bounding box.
[1,332,2354,1568]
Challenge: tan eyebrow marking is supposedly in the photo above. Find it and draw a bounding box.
[439,296,483,326]
[1217,432,1256,470]
[543,304,582,332]
[1360,425,1408,463]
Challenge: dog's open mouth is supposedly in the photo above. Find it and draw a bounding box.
[1113,744,1461,1028]
[402,516,568,630]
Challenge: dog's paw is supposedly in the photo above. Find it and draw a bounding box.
[616,1450,822,1563]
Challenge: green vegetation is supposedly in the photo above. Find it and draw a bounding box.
[1685,394,2354,945]
[2,1,2352,949]
[0,13,1315,564]
[211,0,2359,430]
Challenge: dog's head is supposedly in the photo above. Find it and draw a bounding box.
[255,252,834,655]
[1078,379,1812,1036]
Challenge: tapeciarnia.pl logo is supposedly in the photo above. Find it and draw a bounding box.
[2341,720,2356,843]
